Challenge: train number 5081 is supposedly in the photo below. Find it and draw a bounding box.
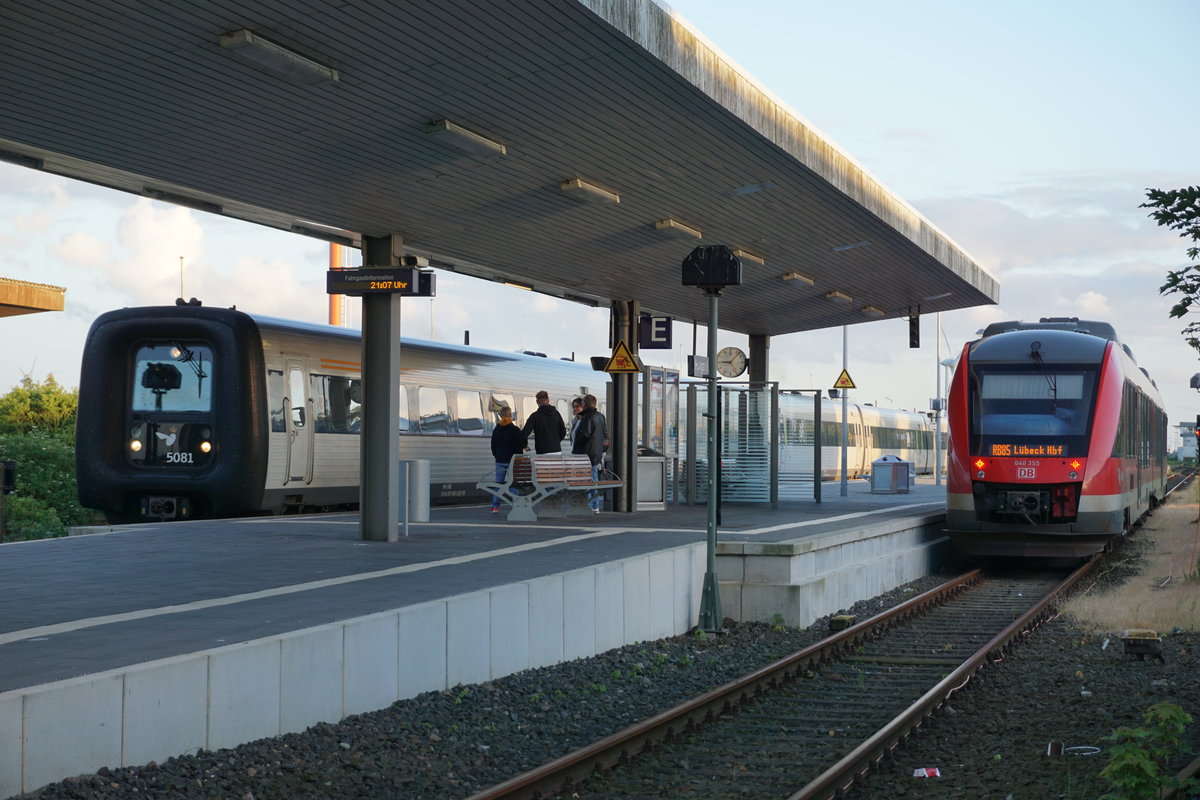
[165,452,194,464]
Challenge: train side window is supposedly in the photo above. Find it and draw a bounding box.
[310,375,362,434]
[418,387,450,434]
[288,368,306,429]
[520,395,538,425]
[398,384,410,433]
[310,374,331,433]
[455,391,485,435]
[268,370,285,432]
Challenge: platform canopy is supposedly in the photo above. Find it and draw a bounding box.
[0,0,998,336]
[0,278,65,318]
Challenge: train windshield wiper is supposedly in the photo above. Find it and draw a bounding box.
[173,341,208,397]
[1029,341,1057,410]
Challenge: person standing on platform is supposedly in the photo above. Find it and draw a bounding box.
[567,396,584,447]
[489,406,524,513]
[522,390,566,454]
[572,393,608,514]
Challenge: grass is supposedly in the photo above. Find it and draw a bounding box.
[1063,488,1200,633]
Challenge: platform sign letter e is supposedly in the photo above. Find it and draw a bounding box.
[638,315,672,350]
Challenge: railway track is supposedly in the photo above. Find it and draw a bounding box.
[465,562,1097,800]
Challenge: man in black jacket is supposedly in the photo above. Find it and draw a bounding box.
[521,390,566,454]
[571,393,608,514]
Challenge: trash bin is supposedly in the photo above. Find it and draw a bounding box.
[636,456,667,511]
[397,459,430,522]
[870,455,912,494]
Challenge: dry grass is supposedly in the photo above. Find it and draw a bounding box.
[1063,489,1200,633]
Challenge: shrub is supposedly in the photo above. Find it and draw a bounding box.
[1099,702,1200,800]
[2,495,64,540]
[0,429,103,535]
[0,375,76,435]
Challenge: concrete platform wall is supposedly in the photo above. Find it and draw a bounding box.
[0,542,704,799]
[718,513,950,626]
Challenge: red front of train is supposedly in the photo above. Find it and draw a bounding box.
[945,318,1167,558]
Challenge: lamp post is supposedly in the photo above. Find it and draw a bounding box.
[681,245,743,633]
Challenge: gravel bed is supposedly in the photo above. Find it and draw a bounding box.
[21,548,1200,800]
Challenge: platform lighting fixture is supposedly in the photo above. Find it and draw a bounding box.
[0,149,43,170]
[731,249,764,266]
[563,293,600,307]
[219,29,338,85]
[426,119,507,157]
[832,240,871,252]
[289,224,356,248]
[923,291,953,302]
[501,279,533,291]
[862,305,884,317]
[728,180,777,196]
[781,271,814,285]
[654,218,702,240]
[560,178,620,205]
[825,290,853,304]
[143,188,223,215]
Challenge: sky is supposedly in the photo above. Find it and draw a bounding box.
[1,0,1197,439]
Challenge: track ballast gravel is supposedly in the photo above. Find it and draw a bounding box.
[20,548,1200,800]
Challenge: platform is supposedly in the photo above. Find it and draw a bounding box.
[0,477,948,798]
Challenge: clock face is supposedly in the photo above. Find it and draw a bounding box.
[716,346,747,378]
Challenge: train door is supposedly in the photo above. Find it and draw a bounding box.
[283,357,314,484]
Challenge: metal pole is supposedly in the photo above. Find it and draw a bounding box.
[935,312,942,486]
[698,288,722,632]
[840,325,848,497]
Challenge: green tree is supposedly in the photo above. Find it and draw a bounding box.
[1145,186,1200,353]
[0,374,77,435]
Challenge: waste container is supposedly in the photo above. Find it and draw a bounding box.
[397,459,430,522]
[636,456,667,511]
[870,455,912,494]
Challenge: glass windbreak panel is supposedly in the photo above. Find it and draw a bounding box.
[418,387,449,434]
[132,343,213,412]
[969,366,1097,457]
[455,391,485,435]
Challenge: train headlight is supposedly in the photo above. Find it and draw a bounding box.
[130,439,143,452]
[199,441,212,454]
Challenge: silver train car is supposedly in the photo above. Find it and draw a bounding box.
[776,394,937,481]
[76,304,603,523]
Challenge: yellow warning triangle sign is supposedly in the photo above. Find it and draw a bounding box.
[604,339,643,373]
[833,369,856,390]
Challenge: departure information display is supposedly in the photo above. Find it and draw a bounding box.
[990,443,1066,457]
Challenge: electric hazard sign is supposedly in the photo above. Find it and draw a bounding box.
[833,369,856,390]
[604,340,643,373]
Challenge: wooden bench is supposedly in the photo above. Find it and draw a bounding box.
[477,453,623,522]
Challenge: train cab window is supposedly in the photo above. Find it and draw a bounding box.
[519,395,538,426]
[455,391,485,435]
[268,370,285,432]
[131,343,213,412]
[969,367,1097,455]
[418,387,450,434]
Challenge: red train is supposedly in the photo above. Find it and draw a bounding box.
[945,318,1168,558]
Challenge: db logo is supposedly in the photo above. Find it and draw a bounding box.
[1017,467,1037,479]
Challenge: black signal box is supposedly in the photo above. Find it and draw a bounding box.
[909,315,920,348]
[682,245,742,288]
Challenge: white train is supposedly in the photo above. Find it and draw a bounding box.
[76,304,940,523]
[76,304,601,522]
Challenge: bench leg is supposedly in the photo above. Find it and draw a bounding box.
[505,501,540,523]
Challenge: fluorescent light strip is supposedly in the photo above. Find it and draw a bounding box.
[426,119,507,157]
[219,29,338,85]
[731,249,764,265]
[144,188,223,215]
[832,240,871,252]
[654,218,702,240]
[560,178,620,205]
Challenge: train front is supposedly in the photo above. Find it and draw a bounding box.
[76,305,268,523]
[945,327,1118,558]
